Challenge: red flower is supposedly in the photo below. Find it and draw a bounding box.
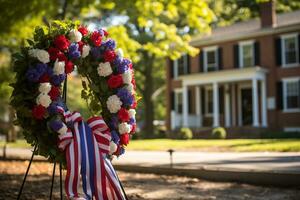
[48,47,67,62]
[78,41,84,52]
[103,29,109,37]
[107,74,123,89]
[32,105,46,120]
[130,124,136,134]
[65,61,74,74]
[118,108,130,122]
[49,86,60,101]
[54,35,70,51]
[39,74,50,83]
[103,50,116,62]
[131,100,137,109]
[90,31,102,46]
[120,133,130,146]
[129,63,133,69]
[78,26,88,36]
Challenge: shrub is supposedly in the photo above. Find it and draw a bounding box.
[212,127,227,139]
[179,127,193,140]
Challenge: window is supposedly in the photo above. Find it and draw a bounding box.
[175,92,183,114]
[239,41,254,68]
[281,34,299,67]
[205,88,213,115]
[283,78,300,112]
[173,55,189,78]
[204,47,218,72]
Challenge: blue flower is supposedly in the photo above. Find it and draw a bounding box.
[113,56,122,66]
[117,88,134,106]
[36,63,47,76]
[51,74,66,86]
[109,115,118,130]
[129,118,136,125]
[26,68,40,82]
[119,147,125,155]
[97,29,105,37]
[111,130,120,144]
[102,39,116,50]
[46,66,54,77]
[91,47,102,59]
[68,43,81,59]
[49,120,63,132]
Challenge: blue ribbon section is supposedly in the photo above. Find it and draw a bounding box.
[85,122,96,194]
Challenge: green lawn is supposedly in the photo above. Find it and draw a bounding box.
[1,139,300,152]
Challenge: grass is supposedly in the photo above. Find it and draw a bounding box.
[1,138,300,152]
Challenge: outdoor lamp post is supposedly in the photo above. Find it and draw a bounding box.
[167,149,175,168]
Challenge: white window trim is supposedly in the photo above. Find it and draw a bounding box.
[173,54,188,79]
[204,86,213,116]
[281,33,299,68]
[239,40,255,68]
[203,46,218,72]
[174,89,183,113]
[282,77,300,113]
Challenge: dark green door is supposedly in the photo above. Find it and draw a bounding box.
[241,88,253,125]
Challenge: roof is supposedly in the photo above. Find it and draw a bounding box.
[191,10,300,46]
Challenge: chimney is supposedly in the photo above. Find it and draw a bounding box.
[259,0,277,28]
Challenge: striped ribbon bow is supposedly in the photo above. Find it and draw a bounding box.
[57,107,125,200]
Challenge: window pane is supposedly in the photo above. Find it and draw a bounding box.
[284,37,297,64]
[206,50,217,71]
[242,44,253,67]
[286,81,299,109]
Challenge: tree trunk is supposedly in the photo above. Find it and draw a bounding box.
[141,54,154,138]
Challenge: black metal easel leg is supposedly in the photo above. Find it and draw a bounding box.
[59,162,63,200]
[49,162,56,200]
[17,144,37,200]
[113,167,128,200]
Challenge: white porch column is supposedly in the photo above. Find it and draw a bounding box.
[195,86,202,127]
[252,79,260,127]
[261,80,268,127]
[183,85,189,127]
[224,84,231,127]
[213,82,220,127]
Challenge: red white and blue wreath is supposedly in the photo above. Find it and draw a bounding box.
[11,21,138,199]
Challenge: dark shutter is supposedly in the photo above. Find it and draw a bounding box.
[276,81,283,110]
[219,86,224,114]
[171,91,175,110]
[201,88,205,115]
[275,37,282,66]
[199,51,204,72]
[254,41,260,66]
[169,59,174,79]
[188,89,192,114]
[186,55,190,74]
[234,44,239,68]
[218,47,223,70]
[298,80,300,108]
[298,34,300,64]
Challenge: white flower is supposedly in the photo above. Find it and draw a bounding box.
[116,48,124,59]
[36,93,52,107]
[58,123,68,135]
[109,141,118,155]
[53,59,65,75]
[29,49,50,63]
[122,70,132,84]
[118,122,131,134]
[38,83,51,94]
[97,62,112,77]
[106,95,122,113]
[82,45,90,58]
[126,83,135,94]
[128,109,136,119]
[69,29,82,42]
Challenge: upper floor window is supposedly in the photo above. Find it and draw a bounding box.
[204,46,218,72]
[239,41,254,68]
[283,77,300,112]
[281,34,299,67]
[172,54,189,78]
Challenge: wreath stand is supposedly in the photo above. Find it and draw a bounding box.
[17,78,129,200]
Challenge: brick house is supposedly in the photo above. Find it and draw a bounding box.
[166,1,300,136]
